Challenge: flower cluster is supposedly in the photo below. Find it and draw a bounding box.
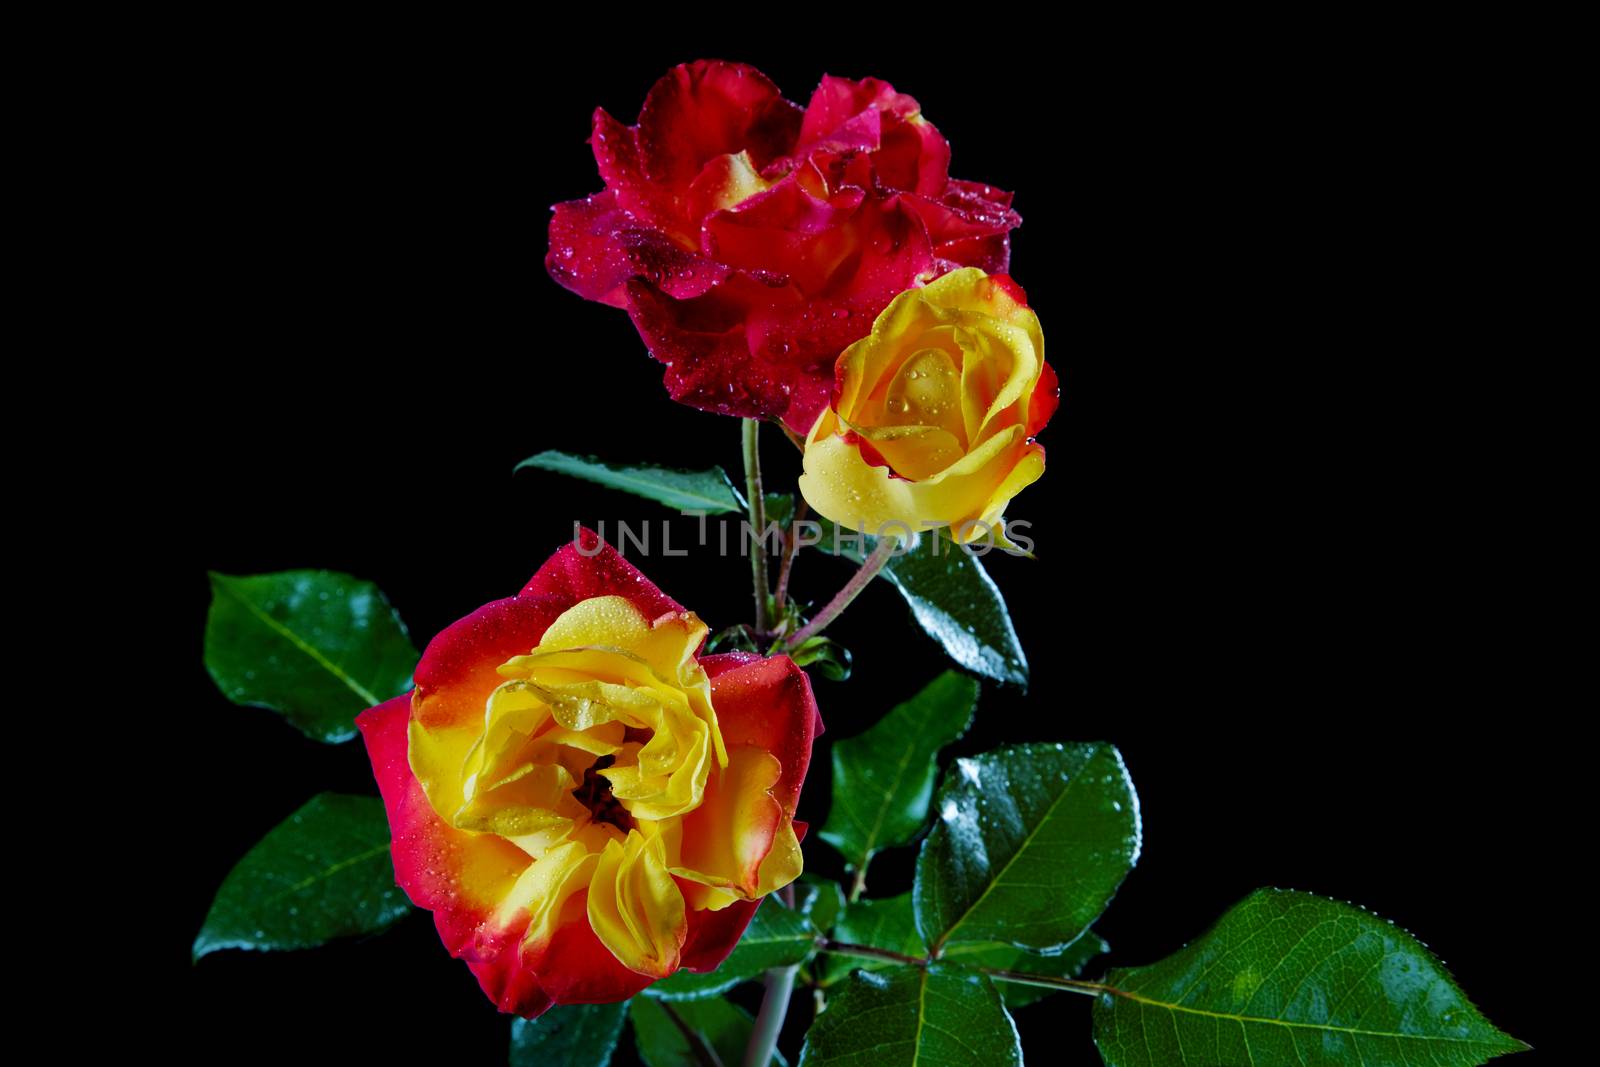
[367,61,1054,1020]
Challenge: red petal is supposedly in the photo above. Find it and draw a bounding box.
[519,527,687,619]
[703,653,820,816]
[794,76,949,196]
[357,697,546,1013]
[547,191,727,308]
[678,892,760,973]
[520,904,658,1004]
[410,595,569,731]
[798,76,921,147]
[637,61,802,188]
[703,176,867,295]
[590,108,682,233]
[905,185,1022,275]
[624,276,798,421]
[1028,360,1060,437]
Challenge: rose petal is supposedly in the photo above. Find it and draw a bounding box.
[1028,359,1060,437]
[357,696,548,1015]
[638,60,802,188]
[519,895,659,1004]
[519,527,687,620]
[701,653,820,815]
[547,191,727,308]
[624,276,798,421]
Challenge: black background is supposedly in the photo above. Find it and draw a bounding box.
[155,26,1559,1065]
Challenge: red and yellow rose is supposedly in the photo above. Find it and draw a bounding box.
[358,530,819,1016]
[547,60,1021,432]
[798,268,1057,543]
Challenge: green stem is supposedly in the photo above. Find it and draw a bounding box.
[814,939,927,968]
[814,940,1107,998]
[977,968,1107,998]
[742,418,770,636]
[741,964,798,1067]
[785,535,898,648]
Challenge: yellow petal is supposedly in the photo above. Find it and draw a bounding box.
[664,745,784,898]
[587,830,686,977]
[499,839,599,951]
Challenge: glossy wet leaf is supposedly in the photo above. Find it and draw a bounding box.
[193,793,407,959]
[914,743,1140,953]
[820,671,977,883]
[881,539,1028,687]
[510,1001,627,1066]
[819,892,1107,1005]
[516,450,742,514]
[798,967,1021,1067]
[205,569,418,743]
[1091,888,1527,1066]
[808,522,1027,686]
[647,898,816,1000]
[630,995,787,1067]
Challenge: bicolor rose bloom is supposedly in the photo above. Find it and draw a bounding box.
[798,268,1057,544]
[546,60,1021,432]
[357,531,819,1016]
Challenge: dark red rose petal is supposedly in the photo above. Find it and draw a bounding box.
[547,191,728,308]
[637,60,802,188]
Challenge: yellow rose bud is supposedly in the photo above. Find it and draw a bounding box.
[798,268,1057,544]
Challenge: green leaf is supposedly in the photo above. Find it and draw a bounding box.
[879,538,1028,687]
[818,892,1106,1005]
[806,523,1027,687]
[764,491,795,530]
[205,570,418,743]
[630,995,788,1067]
[914,743,1140,954]
[798,967,1021,1067]
[796,875,848,939]
[193,793,407,959]
[708,623,762,654]
[647,898,817,1000]
[789,635,852,681]
[820,671,977,885]
[1091,888,1528,1067]
[510,1001,627,1066]
[516,450,742,514]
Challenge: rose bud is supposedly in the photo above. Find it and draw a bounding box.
[357,530,819,1016]
[798,268,1057,545]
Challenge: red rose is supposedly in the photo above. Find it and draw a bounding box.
[547,60,1021,432]
[357,530,820,1016]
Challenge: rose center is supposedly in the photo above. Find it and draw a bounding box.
[573,755,634,832]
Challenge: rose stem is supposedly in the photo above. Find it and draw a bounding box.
[772,497,809,620]
[784,535,898,649]
[742,418,771,637]
[742,963,798,1067]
